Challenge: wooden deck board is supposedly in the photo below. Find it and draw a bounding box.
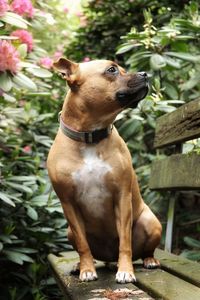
[155,249,200,287]
[48,251,154,300]
[149,153,200,190]
[48,250,200,300]
[153,99,200,148]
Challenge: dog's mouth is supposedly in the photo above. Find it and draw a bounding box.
[116,74,149,108]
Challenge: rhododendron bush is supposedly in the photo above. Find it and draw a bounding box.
[0,1,81,299]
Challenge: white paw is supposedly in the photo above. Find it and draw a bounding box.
[115,271,136,284]
[79,271,98,282]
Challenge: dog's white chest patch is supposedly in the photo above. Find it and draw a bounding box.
[72,148,112,217]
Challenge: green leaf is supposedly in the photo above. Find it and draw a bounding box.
[164,56,181,69]
[0,191,15,207]
[4,250,34,264]
[3,93,16,103]
[4,250,23,264]
[165,52,200,63]
[31,195,48,207]
[0,235,12,244]
[150,54,166,70]
[0,242,3,251]
[116,43,136,55]
[27,206,38,221]
[26,67,52,78]
[181,250,200,261]
[13,73,37,91]
[164,82,179,99]
[20,62,40,69]
[27,92,51,96]
[1,12,29,29]
[8,175,37,182]
[11,247,38,254]
[0,72,13,92]
[18,44,27,59]
[6,182,33,194]
[118,119,141,140]
[181,74,200,91]
[184,237,200,248]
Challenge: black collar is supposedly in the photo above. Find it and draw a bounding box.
[59,116,113,144]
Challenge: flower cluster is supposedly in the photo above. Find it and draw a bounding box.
[0,40,20,73]
[11,0,34,18]
[39,57,53,69]
[0,0,9,16]
[11,29,33,52]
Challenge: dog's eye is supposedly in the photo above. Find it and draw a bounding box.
[106,66,118,74]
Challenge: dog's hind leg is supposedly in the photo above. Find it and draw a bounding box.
[132,204,162,268]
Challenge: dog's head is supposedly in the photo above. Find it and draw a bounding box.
[54,57,148,118]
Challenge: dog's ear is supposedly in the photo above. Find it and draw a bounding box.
[53,57,79,88]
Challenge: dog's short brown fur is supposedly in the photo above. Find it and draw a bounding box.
[47,58,162,283]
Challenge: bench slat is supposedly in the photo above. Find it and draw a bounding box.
[48,251,154,300]
[136,267,200,300]
[48,250,200,300]
[155,249,200,287]
[149,153,200,190]
[154,99,200,148]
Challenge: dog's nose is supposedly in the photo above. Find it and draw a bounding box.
[138,72,148,78]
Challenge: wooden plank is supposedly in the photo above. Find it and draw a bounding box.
[154,99,200,148]
[155,249,200,287]
[135,267,200,300]
[48,251,154,300]
[149,153,200,190]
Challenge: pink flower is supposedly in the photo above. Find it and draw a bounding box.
[23,145,32,153]
[0,0,9,16]
[53,51,63,60]
[11,29,33,52]
[0,40,20,74]
[63,6,69,13]
[39,57,53,69]
[11,0,34,18]
[83,57,90,62]
[75,11,83,17]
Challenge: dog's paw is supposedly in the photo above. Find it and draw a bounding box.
[79,270,98,282]
[115,271,136,284]
[143,257,160,269]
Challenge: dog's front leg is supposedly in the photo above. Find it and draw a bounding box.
[61,200,98,281]
[115,192,136,283]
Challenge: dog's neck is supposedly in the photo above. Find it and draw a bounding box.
[61,93,118,132]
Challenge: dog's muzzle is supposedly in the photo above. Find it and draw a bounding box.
[116,72,149,108]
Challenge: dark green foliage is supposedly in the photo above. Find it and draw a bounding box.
[0,98,70,299]
[65,0,191,61]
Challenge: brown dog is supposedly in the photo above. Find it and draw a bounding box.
[47,58,162,283]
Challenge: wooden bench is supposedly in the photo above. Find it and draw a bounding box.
[48,99,200,299]
[149,98,200,252]
[48,249,200,299]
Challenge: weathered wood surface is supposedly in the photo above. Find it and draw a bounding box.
[155,249,200,287]
[48,250,200,300]
[154,99,200,148]
[149,153,200,190]
[48,251,153,300]
[135,267,200,300]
